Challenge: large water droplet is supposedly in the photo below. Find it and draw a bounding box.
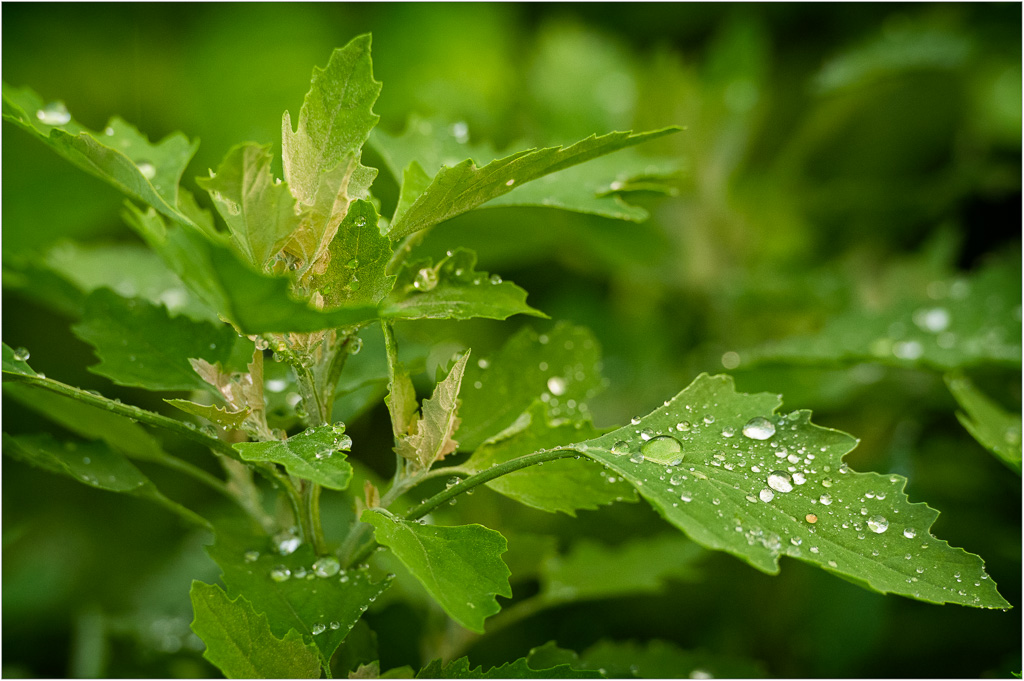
[274,531,302,555]
[311,622,326,635]
[413,268,438,291]
[640,435,683,464]
[819,494,832,505]
[759,488,775,503]
[867,515,889,533]
[13,347,30,362]
[639,428,655,441]
[676,421,691,432]
[903,527,917,539]
[313,556,341,578]
[767,471,793,493]
[628,451,645,464]
[244,551,260,563]
[36,101,71,126]
[742,417,775,440]
[269,565,291,582]
[546,376,567,396]
[610,440,630,456]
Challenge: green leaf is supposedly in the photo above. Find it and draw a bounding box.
[189,581,322,679]
[2,342,37,376]
[3,433,206,527]
[945,373,1022,474]
[570,639,768,679]
[2,83,198,226]
[3,382,167,462]
[361,509,511,633]
[567,373,1009,608]
[308,200,396,308]
[206,528,392,664]
[383,249,545,322]
[122,203,380,334]
[539,534,703,604]
[282,34,380,207]
[465,402,636,516]
[233,424,354,490]
[197,143,300,270]
[373,117,682,224]
[396,352,470,469]
[383,126,682,239]
[71,288,237,392]
[415,654,601,679]
[165,399,251,430]
[740,257,1021,371]
[457,323,606,451]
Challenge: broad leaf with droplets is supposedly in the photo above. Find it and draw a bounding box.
[465,401,636,516]
[189,581,322,679]
[165,399,251,431]
[739,257,1021,371]
[458,323,606,451]
[206,526,392,665]
[307,200,396,308]
[197,143,300,270]
[568,373,1009,608]
[2,82,199,227]
[233,424,354,490]
[361,509,512,633]
[945,373,1022,474]
[71,288,237,392]
[381,123,682,239]
[383,249,545,322]
[528,639,768,679]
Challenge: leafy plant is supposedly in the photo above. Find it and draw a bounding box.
[2,28,1016,680]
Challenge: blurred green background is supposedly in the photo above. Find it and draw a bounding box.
[3,3,1020,678]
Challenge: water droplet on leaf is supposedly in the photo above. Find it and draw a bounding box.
[36,101,71,126]
[640,435,683,464]
[742,417,775,440]
[13,347,30,362]
[867,516,889,533]
[767,471,794,493]
[312,556,341,578]
[270,565,291,582]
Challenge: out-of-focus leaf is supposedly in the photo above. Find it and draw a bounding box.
[465,402,635,516]
[71,288,237,392]
[197,143,299,270]
[233,424,353,490]
[383,249,545,322]
[566,373,1009,608]
[362,509,511,633]
[2,83,198,226]
[550,639,768,679]
[308,200,395,308]
[740,255,1021,371]
[415,653,601,679]
[189,581,322,679]
[945,373,1022,474]
[384,126,682,239]
[207,527,392,665]
[457,323,605,451]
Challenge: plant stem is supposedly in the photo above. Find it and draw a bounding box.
[305,481,326,555]
[150,493,213,530]
[147,452,235,500]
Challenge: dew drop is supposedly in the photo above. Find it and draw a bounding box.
[759,488,774,503]
[311,622,326,635]
[806,514,818,524]
[348,337,364,355]
[742,417,775,440]
[903,527,917,539]
[721,427,735,438]
[269,565,291,582]
[546,376,567,396]
[913,307,951,333]
[312,556,341,578]
[639,428,656,441]
[679,492,692,503]
[355,216,367,228]
[489,274,503,285]
[640,436,683,464]
[329,621,341,630]
[767,471,794,493]
[676,421,691,432]
[12,347,30,362]
[505,178,515,186]
[137,161,157,180]
[413,268,438,291]
[819,494,832,505]
[610,441,630,456]
[702,414,715,425]
[630,416,642,425]
[628,451,646,464]
[867,516,889,534]
[36,101,71,126]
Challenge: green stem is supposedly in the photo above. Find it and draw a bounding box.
[150,493,213,530]
[149,452,235,500]
[305,481,326,555]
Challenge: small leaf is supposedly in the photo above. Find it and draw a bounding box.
[197,143,300,270]
[383,249,545,322]
[2,342,37,376]
[945,373,1022,474]
[466,402,636,516]
[71,288,237,392]
[392,160,433,226]
[165,399,251,430]
[457,323,605,451]
[397,352,469,469]
[189,581,322,679]
[362,509,511,633]
[233,424,354,490]
[570,373,1009,609]
[308,200,396,308]
[384,126,682,239]
[2,83,199,227]
[282,34,380,207]
[207,527,392,664]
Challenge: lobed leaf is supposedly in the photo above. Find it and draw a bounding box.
[308,200,396,308]
[165,399,251,430]
[416,653,601,679]
[189,581,322,679]
[282,34,380,208]
[567,373,1009,608]
[945,373,1022,474]
[233,424,354,490]
[527,640,768,679]
[2,83,198,227]
[465,402,636,516]
[383,249,545,322]
[740,257,1021,371]
[207,527,392,665]
[396,352,470,469]
[457,323,605,451]
[71,288,237,392]
[375,117,683,237]
[362,509,511,633]
[197,143,300,270]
